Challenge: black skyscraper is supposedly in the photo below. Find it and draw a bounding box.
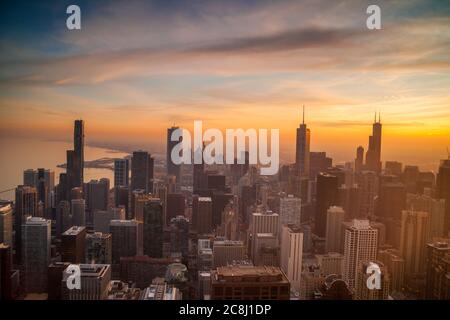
[143,199,163,258]
[315,173,339,237]
[130,151,154,194]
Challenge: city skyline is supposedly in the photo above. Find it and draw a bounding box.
[1,0,450,303]
[1,0,450,168]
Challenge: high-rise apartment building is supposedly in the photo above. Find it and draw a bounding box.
[343,220,378,289]
[280,225,303,293]
[436,159,450,233]
[114,158,130,187]
[22,216,51,293]
[14,185,38,264]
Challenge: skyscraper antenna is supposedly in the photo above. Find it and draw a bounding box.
[374,111,376,123]
[447,147,450,158]
[302,105,305,124]
[378,111,381,123]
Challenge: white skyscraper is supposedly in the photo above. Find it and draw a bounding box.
[22,216,51,293]
[280,225,304,294]
[343,219,378,289]
[249,211,279,257]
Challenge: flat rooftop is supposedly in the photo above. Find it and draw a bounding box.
[63,226,86,235]
[214,265,288,283]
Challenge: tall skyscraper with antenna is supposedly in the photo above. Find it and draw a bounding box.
[365,112,382,173]
[295,105,310,177]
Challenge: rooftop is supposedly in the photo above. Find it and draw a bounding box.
[214,265,288,283]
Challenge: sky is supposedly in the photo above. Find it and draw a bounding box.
[0,0,449,169]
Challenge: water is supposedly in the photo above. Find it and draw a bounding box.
[0,137,129,201]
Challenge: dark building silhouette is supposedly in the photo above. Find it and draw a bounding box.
[131,151,154,194]
[437,159,450,233]
[315,173,339,237]
[114,158,130,187]
[169,216,189,261]
[47,262,70,300]
[166,193,185,225]
[310,152,332,180]
[61,226,86,263]
[365,113,382,173]
[0,243,12,300]
[295,105,310,177]
[143,200,164,258]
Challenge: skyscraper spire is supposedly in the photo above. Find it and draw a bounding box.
[302,104,305,124]
[374,111,376,123]
[378,111,381,123]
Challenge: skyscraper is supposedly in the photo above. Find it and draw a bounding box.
[110,220,138,264]
[74,119,84,187]
[62,264,111,300]
[0,203,13,247]
[437,158,450,234]
[193,196,213,234]
[279,195,302,227]
[280,225,304,293]
[356,171,378,218]
[356,261,390,300]
[143,199,164,258]
[85,232,112,264]
[71,198,86,227]
[114,158,130,187]
[0,244,12,300]
[325,206,345,253]
[85,179,110,214]
[365,113,382,173]
[295,105,310,177]
[14,185,38,264]
[354,146,364,173]
[425,241,450,300]
[399,210,429,275]
[22,216,51,293]
[61,226,86,263]
[343,220,378,289]
[167,126,181,182]
[131,151,154,193]
[315,173,339,238]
